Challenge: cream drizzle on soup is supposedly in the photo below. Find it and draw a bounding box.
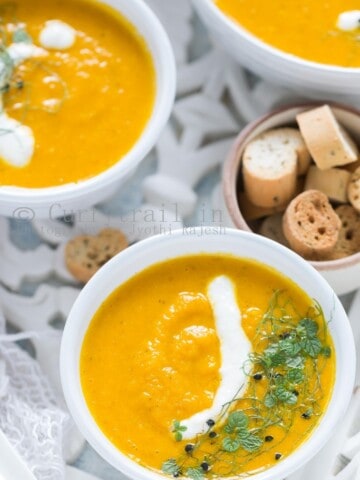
[80,255,335,478]
[180,275,251,439]
[0,0,155,187]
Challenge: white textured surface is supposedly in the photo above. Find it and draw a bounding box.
[0,1,359,480]
[66,465,101,480]
[0,313,69,480]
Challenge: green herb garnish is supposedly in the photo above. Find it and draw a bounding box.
[162,459,181,477]
[172,421,187,442]
[0,46,13,92]
[186,467,204,480]
[12,27,32,44]
[161,291,332,478]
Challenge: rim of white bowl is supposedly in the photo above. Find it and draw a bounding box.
[60,228,356,480]
[0,0,176,207]
[193,0,360,74]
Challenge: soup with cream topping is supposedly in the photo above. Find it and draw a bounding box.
[0,0,155,187]
[215,0,360,67]
[80,254,335,478]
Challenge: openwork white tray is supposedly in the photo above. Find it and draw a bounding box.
[1,1,359,479]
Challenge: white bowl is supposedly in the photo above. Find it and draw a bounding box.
[222,102,360,296]
[60,228,355,480]
[193,0,360,95]
[1,0,175,219]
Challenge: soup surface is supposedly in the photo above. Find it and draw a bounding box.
[0,0,155,187]
[80,255,335,477]
[215,0,360,67]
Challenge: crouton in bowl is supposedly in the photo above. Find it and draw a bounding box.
[222,103,360,295]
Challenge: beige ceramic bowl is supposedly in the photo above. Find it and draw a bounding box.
[222,103,360,296]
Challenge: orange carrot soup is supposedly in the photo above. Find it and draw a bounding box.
[0,0,155,187]
[215,0,360,67]
[80,254,335,478]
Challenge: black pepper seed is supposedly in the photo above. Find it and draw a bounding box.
[293,390,299,397]
[301,412,311,419]
[206,419,215,427]
[209,431,217,438]
[253,373,263,380]
[185,444,194,453]
[201,462,210,472]
[275,453,282,461]
[265,435,274,442]
[173,473,180,478]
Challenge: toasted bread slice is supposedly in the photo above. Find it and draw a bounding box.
[283,189,341,260]
[258,213,289,247]
[258,127,311,175]
[304,165,351,203]
[65,228,128,283]
[348,166,360,213]
[327,205,360,259]
[296,105,359,170]
[242,129,298,208]
[237,192,286,221]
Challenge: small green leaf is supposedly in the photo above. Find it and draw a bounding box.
[286,368,304,384]
[301,337,322,358]
[0,48,13,89]
[0,83,9,93]
[222,436,241,452]
[13,28,32,44]
[225,411,248,433]
[265,344,278,355]
[302,408,313,419]
[279,339,301,356]
[286,356,304,368]
[274,373,285,385]
[174,432,182,442]
[240,433,264,452]
[264,393,276,408]
[162,459,180,476]
[172,420,187,441]
[260,354,272,369]
[187,468,204,480]
[298,319,319,337]
[275,386,298,405]
[321,346,331,358]
[268,351,287,367]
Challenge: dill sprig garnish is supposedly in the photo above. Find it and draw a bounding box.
[0,5,68,119]
[161,291,332,479]
[0,45,13,94]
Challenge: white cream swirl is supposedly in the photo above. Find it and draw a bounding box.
[337,11,360,31]
[180,275,251,440]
